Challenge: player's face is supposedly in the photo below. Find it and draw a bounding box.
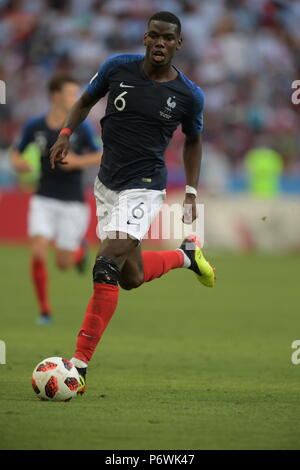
[53,83,80,112]
[143,20,182,67]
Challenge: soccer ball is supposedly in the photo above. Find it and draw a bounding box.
[32,357,80,401]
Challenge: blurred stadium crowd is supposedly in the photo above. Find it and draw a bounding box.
[0,0,300,193]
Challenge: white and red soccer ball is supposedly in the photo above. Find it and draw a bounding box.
[32,357,80,401]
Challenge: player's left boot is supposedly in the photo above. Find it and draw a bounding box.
[75,240,88,274]
[75,367,87,395]
[179,235,216,287]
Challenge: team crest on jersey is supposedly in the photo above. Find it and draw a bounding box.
[167,96,176,109]
[159,96,176,120]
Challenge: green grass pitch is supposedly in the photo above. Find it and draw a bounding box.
[0,245,299,450]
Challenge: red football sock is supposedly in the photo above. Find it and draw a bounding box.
[141,250,184,283]
[31,257,51,314]
[75,283,119,364]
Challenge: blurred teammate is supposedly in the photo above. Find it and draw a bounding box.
[11,75,101,324]
[50,12,215,391]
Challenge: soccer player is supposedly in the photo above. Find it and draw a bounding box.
[49,11,215,392]
[11,75,102,324]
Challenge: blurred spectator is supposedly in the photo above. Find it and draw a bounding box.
[245,142,283,197]
[200,142,231,196]
[0,0,299,191]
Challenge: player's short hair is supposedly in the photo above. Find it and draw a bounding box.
[148,11,181,36]
[47,75,78,94]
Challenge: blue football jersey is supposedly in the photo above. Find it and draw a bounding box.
[86,54,204,191]
[15,116,101,202]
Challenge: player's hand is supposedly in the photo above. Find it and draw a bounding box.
[50,135,70,169]
[182,194,197,224]
[59,152,82,171]
[13,159,32,173]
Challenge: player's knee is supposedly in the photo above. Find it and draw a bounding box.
[101,237,137,260]
[93,256,121,285]
[31,236,48,260]
[32,244,47,262]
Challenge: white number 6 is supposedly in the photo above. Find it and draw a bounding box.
[114,91,127,111]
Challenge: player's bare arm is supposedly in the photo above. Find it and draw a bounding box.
[182,133,202,224]
[50,91,99,169]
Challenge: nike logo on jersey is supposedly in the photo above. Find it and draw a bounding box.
[120,82,135,88]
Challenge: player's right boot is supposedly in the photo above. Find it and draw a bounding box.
[179,235,216,287]
[75,367,87,395]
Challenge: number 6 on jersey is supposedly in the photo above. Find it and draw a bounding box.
[114,91,128,111]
